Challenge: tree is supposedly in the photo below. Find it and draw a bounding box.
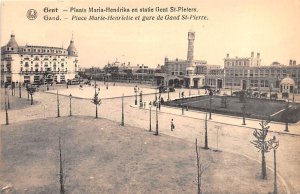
[250,120,274,179]
[195,138,209,194]
[58,137,66,194]
[91,88,101,118]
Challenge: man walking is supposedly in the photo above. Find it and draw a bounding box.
[171,118,175,131]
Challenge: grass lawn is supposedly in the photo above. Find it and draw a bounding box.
[164,95,300,123]
[0,116,284,193]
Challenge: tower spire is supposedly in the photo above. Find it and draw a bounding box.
[187,30,195,61]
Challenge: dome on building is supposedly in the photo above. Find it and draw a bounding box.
[67,39,78,57]
[280,77,295,86]
[6,34,19,49]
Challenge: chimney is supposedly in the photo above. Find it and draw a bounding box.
[293,60,296,66]
[251,52,254,58]
[289,59,293,66]
[257,53,260,58]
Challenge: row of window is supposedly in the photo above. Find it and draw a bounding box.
[225,60,251,67]
[22,61,67,67]
[225,70,298,77]
[21,55,68,59]
[21,48,67,54]
[171,71,184,75]
[21,67,67,72]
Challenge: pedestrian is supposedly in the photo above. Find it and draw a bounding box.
[144,102,146,108]
[171,119,175,131]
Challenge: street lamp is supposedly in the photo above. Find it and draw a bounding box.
[284,99,289,132]
[5,87,10,109]
[149,102,152,132]
[209,95,212,119]
[140,90,143,108]
[241,102,246,125]
[155,99,160,135]
[57,89,60,117]
[270,136,279,194]
[69,93,72,116]
[181,91,185,115]
[5,92,9,125]
[19,83,21,98]
[134,85,138,105]
[121,94,124,126]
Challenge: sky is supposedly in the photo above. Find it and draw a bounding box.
[1,0,300,68]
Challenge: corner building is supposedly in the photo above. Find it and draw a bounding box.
[1,34,79,86]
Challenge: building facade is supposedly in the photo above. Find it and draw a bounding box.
[1,34,79,86]
[157,30,209,88]
[222,53,300,93]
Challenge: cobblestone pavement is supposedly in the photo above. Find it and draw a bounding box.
[1,83,300,193]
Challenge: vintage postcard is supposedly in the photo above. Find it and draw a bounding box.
[1,0,300,193]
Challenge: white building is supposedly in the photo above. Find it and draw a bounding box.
[1,34,79,86]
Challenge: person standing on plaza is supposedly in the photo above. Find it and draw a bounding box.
[171,118,175,131]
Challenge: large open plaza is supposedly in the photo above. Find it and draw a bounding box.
[1,1,300,192]
[1,83,300,193]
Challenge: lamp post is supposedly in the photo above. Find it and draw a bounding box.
[140,90,143,108]
[231,78,233,96]
[121,94,124,126]
[167,88,170,101]
[181,91,185,115]
[241,102,246,125]
[134,85,138,105]
[284,99,289,132]
[69,93,72,116]
[26,84,30,101]
[106,74,109,90]
[209,96,212,119]
[7,88,10,109]
[155,99,159,135]
[204,111,208,149]
[57,89,60,117]
[149,102,152,132]
[293,86,296,102]
[270,136,279,194]
[19,83,21,98]
[5,92,9,125]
